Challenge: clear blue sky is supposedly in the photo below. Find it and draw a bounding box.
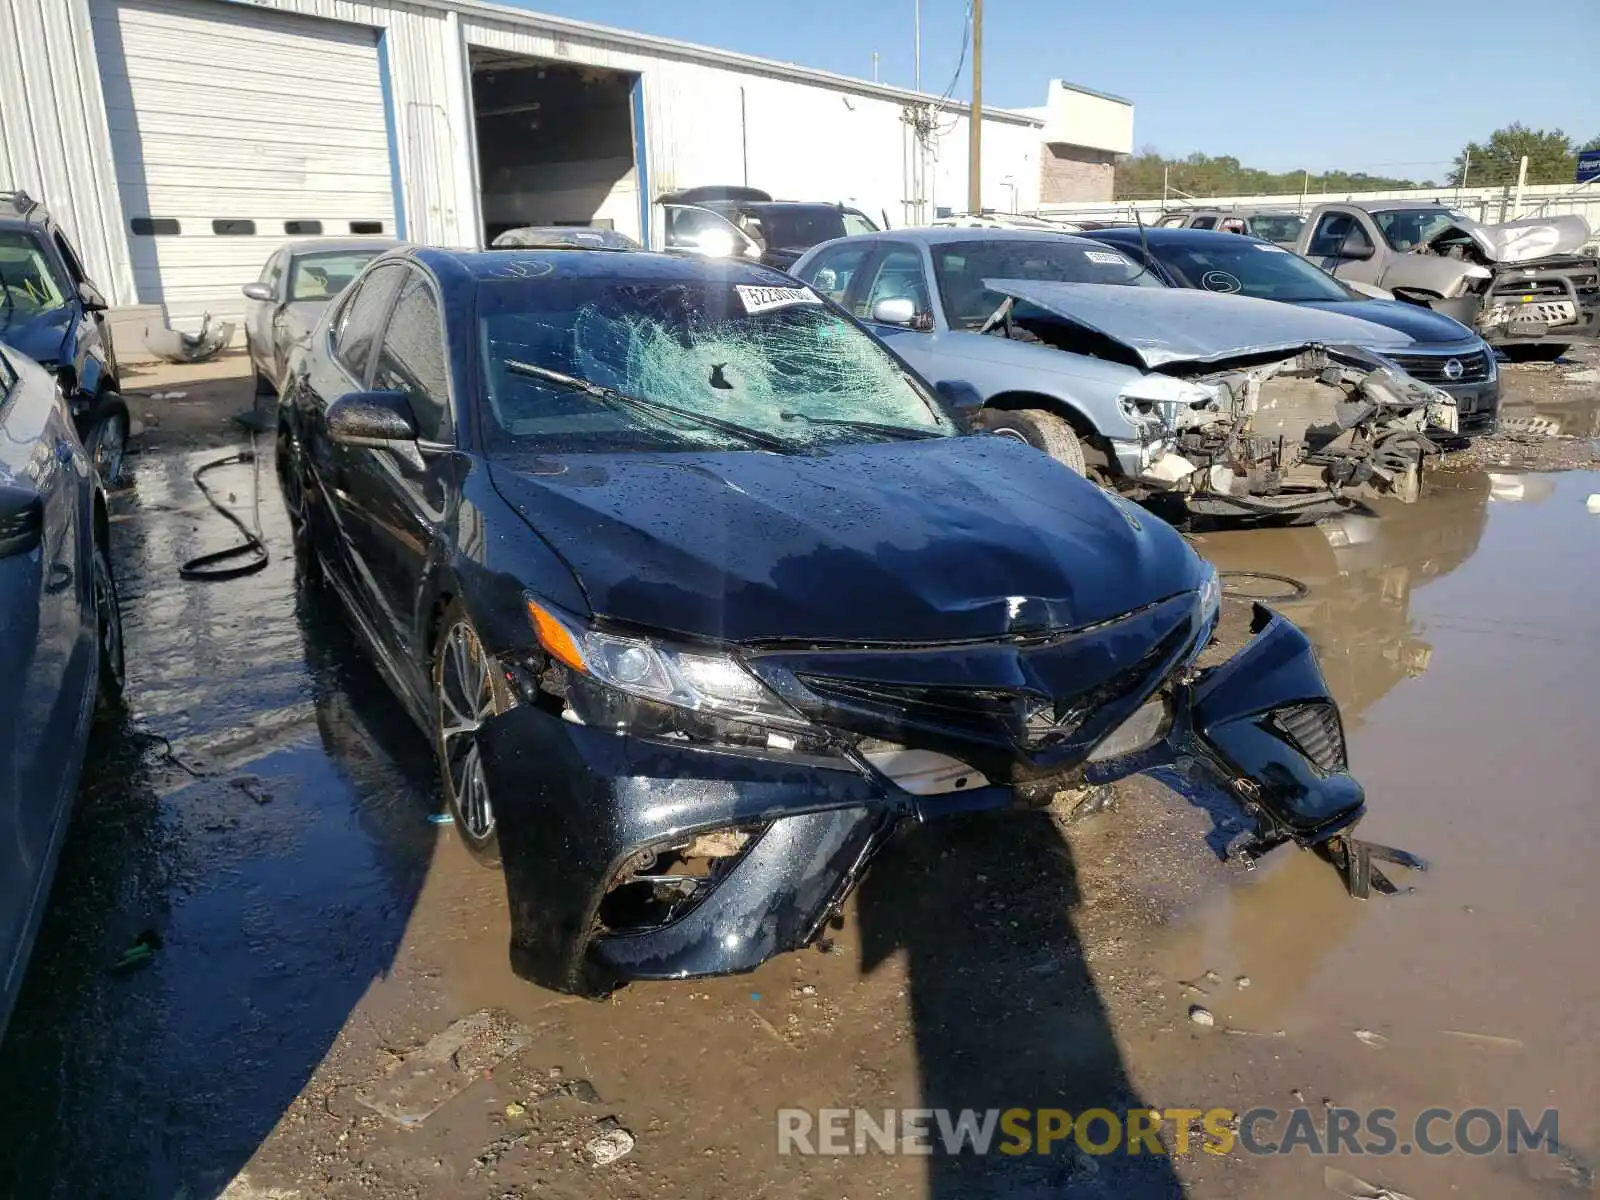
[506,0,1600,179]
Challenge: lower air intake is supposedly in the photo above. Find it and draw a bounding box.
[1268,702,1347,773]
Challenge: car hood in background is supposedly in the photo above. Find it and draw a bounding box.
[1434,213,1593,264]
[489,436,1199,645]
[985,279,1416,370]
[1294,298,1476,345]
[0,306,70,366]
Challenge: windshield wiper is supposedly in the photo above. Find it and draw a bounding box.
[778,411,943,440]
[503,359,792,453]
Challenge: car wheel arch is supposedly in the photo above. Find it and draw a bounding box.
[980,391,1116,475]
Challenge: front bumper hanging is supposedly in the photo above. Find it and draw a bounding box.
[480,601,1421,996]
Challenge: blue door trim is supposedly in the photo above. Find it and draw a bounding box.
[376,29,408,239]
[631,74,650,247]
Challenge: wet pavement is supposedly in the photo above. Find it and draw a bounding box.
[0,357,1595,1199]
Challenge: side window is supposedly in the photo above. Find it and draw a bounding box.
[1189,216,1217,230]
[0,347,16,397]
[263,252,286,292]
[1308,214,1373,258]
[51,231,86,284]
[1217,217,1249,235]
[371,270,450,442]
[858,247,931,321]
[798,244,871,305]
[332,263,404,383]
[842,210,879,236]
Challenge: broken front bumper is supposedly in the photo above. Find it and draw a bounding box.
[478,603,1371,996]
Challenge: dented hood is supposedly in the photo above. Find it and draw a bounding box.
[986,280,1414,370]
[1431,213,1593,264]
[489,436,1200,644]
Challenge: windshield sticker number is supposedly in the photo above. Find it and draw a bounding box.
[1251,243,1288,252]
[735,285,822,315]
[1084,250,1130,266]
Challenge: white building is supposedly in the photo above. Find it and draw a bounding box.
[0,0,1127,336]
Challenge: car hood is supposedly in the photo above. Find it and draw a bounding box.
[1430,213,1593,264]
[0,305,70,366]
[1294,298,1475,344]
[489,435,1200,644]
[985,279,1416,370]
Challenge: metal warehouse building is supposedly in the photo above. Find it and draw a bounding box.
[0,0,1127,337]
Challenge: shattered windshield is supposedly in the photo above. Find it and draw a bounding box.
[1373,209,1464,250]
[933,239,1163,329]
[477,274,950,453]
[0,232,69,318]
[1151,239,1350,302]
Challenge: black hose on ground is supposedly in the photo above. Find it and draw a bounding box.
[1220,570,1310,602]
[178,432,269,581]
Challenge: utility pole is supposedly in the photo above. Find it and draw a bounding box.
[913,0,921,91]
[872,51,880,82]
[1162,165,1169,206]
[967,0,983,214]
[1513,154,1528,217]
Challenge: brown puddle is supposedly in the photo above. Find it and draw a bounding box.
[1123,466,1600,1197]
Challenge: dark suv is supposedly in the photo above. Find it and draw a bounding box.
[658,186,881,271]
[0,192,128,484]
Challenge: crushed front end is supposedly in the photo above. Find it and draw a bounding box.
[479,577,1382,996]
[1118,346,1455,516]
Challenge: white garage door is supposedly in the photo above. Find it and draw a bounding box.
[93,0,398,332]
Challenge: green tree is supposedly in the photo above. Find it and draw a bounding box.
[1451,124,1577,186]
[1112,149,1421,201]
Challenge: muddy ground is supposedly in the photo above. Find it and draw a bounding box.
[0,351,1596,1200]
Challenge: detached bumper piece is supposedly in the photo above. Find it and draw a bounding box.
[1092,603,1424,898]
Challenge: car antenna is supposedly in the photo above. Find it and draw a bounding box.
[1134,205,1153,264]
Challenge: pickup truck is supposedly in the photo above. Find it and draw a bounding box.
[1294,201,1600,359]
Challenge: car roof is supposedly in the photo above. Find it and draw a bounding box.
[411,245,799,288]
[825,227,1096,248]
[284,237,401,255]
[1340,200,1452,214]
[1176,207,1301,218]
[1082,226,1278,251]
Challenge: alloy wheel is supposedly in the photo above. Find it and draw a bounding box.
[92,543,126,703]
[438,619,498,842]
[92,413,127,485]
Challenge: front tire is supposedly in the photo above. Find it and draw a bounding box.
[91,539,126,710]
[1500,344,1568,363]
[84,394,130,488]
[432,601,511,867]
[276,423,319,583]
[979,407,1087,475]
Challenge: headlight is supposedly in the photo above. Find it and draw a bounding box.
[1117,376,1219,428]
[1196,563,1221,631]
[528,599,807,730]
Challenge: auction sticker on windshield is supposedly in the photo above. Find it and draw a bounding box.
[736,285,823,314]
[1084,250,1130,265]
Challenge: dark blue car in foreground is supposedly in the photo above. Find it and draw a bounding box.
[276,243,1384,995]
[0,341,124,1040]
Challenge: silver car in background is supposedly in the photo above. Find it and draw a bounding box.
[242,239,399,394]
[792,229,1461,518]
[0,341,124,1040]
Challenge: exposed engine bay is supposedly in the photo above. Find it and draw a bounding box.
[986,290,1455,516]
[1121,348,1453,515]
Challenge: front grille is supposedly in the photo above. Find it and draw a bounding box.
[1268,702,1347,773]
[793,615,1195,765]
[1388,349,1491,384]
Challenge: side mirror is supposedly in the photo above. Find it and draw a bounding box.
[1338,241,1375,262]
[78,283,108,313]
[327,391,419,448]
[871,297,918,326]
[0,483,44,558]
[241,282,275,302]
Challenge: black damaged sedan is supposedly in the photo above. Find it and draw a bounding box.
[277,245,1380,996]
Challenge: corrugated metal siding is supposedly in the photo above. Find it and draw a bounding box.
[0,0,136,305]
[91,0,398,329]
